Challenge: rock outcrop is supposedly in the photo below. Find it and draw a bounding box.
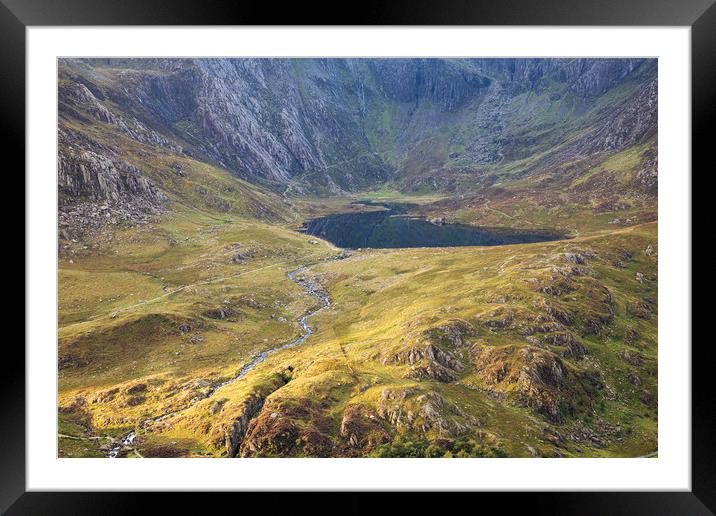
[473,345,571,423]
[238,397,335,458]
[58,57,657,197]
[58,147,166,205]
[339,405,390,451]
[222,393,267,457]
[380,319,477,382]
[375,388,478,436]
[210,371,292,457]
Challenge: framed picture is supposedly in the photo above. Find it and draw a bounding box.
[8,0,709,512]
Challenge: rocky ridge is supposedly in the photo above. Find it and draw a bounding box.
[58,58,658,201]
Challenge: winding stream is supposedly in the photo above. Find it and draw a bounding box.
[107,262,332,458]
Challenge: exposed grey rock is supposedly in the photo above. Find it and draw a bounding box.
[58,146,166,205]
[60,82,183,153]
[209,399,227,415]
[59,57,657,197]
[376,388,476,436]
[564,252,586,265]
[203,307,236,320]
[224,395,266,457]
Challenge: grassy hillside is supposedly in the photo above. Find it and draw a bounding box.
[59,207,657,457]
[58,204,338,455]
[57,58,658,459]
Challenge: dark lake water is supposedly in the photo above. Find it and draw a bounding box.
[300,201,564,249]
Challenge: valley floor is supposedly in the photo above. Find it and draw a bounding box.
[58,197,657,458]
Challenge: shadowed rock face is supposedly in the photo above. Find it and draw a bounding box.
[366,58,492,110]
[58,58,657,198]
[58,147,167,205]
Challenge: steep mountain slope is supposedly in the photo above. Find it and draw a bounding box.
[59,58,656,199]
[56,58,658,459]
[58,62,296,246]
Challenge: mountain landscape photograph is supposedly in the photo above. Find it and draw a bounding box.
[57,57,658,459]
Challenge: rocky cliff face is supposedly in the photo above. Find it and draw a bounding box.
[58,143,167,205]
[366,59,492,110]
[58,57,657,200]
[583,78,658,153]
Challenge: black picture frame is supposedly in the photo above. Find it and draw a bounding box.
[5,0,710,513]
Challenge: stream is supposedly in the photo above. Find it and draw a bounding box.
[107,261,333,458]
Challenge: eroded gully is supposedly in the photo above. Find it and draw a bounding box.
[107,259,334,458]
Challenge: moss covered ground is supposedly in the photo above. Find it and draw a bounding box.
[59,190,657,457]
